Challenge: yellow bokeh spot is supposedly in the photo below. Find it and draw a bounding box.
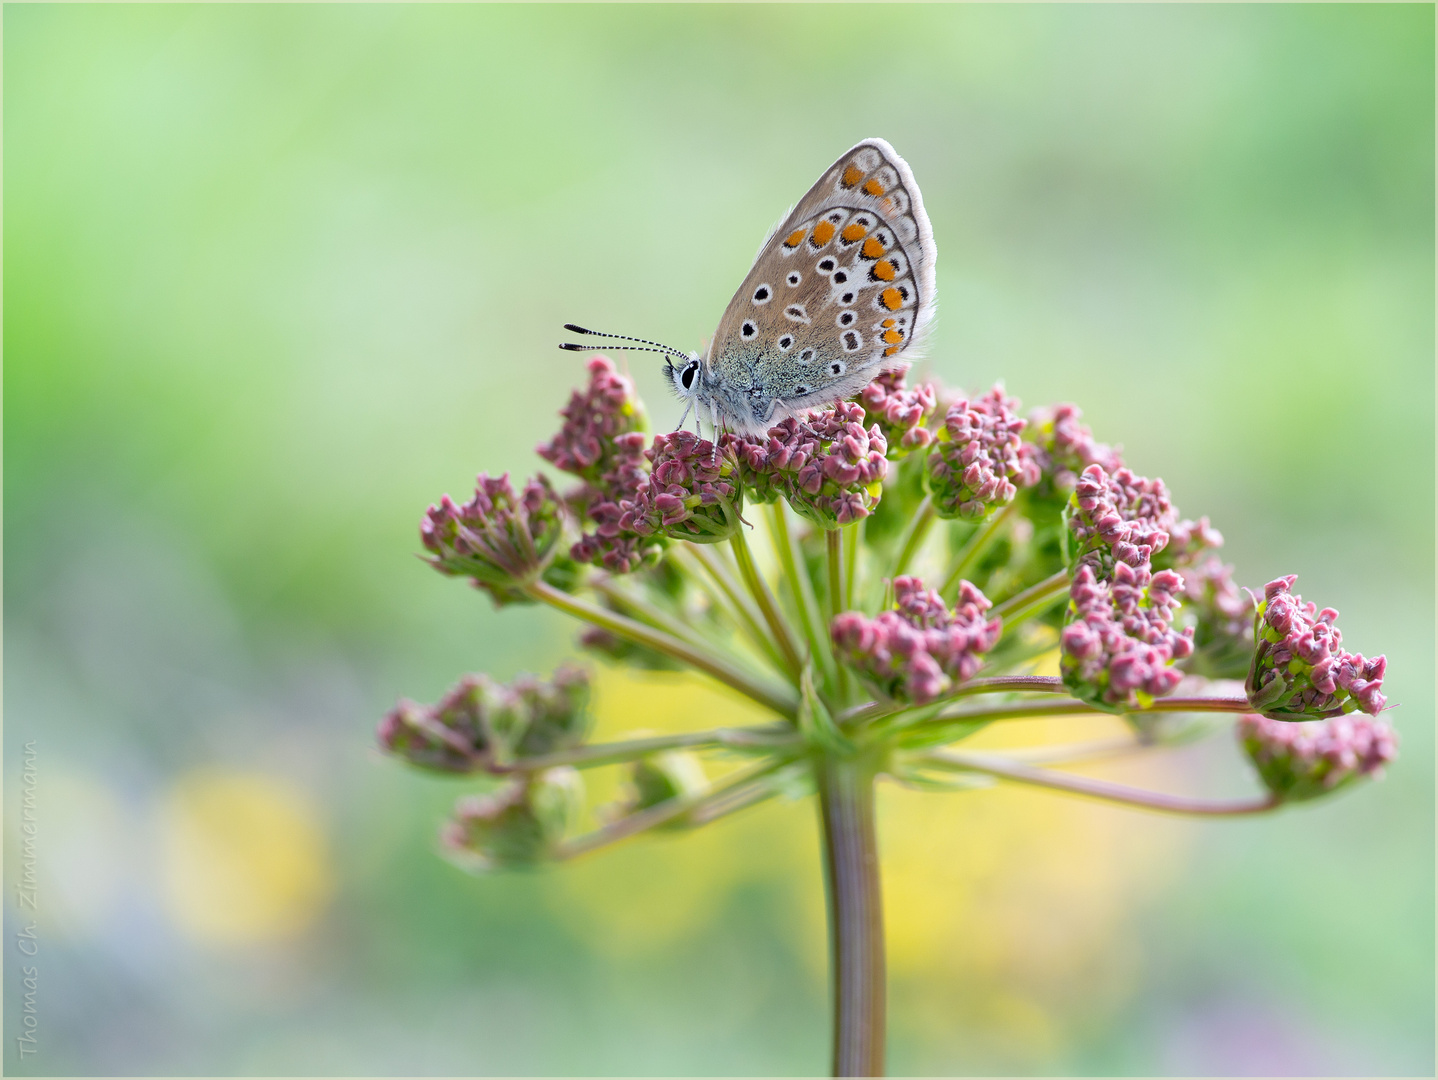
[161,769,332,943]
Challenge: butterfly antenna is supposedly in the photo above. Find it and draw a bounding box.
[561,323,691,357]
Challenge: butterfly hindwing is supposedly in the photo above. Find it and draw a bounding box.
[706,139,937,430]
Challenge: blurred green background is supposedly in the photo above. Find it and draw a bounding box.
[5,4,1433,1075]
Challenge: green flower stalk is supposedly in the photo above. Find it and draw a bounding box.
[381,357,1400,1078]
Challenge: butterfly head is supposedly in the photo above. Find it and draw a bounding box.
[665,354,704,402]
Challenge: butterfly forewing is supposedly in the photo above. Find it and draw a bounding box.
[708,138,937,420]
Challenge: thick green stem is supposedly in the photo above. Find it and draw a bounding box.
[920,749,1283,816]
[525,580,797,717]
[940,503,1015,597]
[818,752,885,1077]
[731,526,806,680]
[827,529,853,702]
[770,502,838,688]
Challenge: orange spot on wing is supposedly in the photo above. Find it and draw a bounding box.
[881,288,903,311]
[784,229,806,248]
[863,178,885,196]
[840,223,867,243]
[810,220,836,246]
[884,345,900,357]
[861,237,886,259]
[841,164,865,188]
[882,318,896,328]
[883,329,903,345]
[872,260,896,281]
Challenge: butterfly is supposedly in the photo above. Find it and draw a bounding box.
[562,138,937,436]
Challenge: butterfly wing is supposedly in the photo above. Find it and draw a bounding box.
[706,138,937,427]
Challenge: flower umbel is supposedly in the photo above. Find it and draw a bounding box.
[925,386,1030,520]
[1066,463,1176,574]
[859,368,937,458]
[724,401,888,528]
[1179,555,1254,679]
[1246,576,1388,719]
[539,356,659,573]
[1239,712,1397,801]
[620,431,743,544]
[378,666,590,772]
[832,576,1002,703]
[1060,562,1194,709]
[388,354,1400,1076]
[441,768,584,871]
[1021,402,1124,498]
[421,472,565,602]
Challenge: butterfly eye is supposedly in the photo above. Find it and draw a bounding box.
[680,361,699,390]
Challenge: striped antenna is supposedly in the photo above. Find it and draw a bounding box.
[560,323,691,356]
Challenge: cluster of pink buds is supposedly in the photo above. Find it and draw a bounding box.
[441,768,583,871]
[620,431,743,544]
[538,356,658,573]
[1021,402,1124,496]
[1238,712,1398,802]
[724,401,888,528]
[924,386,1032,520]
[1247,576,1387,718]
[1061,562,1195,708]
[420,472,565,603]
[1068,463,1177,572]
[831,576,1001,703]
[1179,555,1255,678]
[378,665,590,772]
[858,368,938,457]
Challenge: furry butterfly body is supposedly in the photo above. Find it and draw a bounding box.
[565,138,936,436]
